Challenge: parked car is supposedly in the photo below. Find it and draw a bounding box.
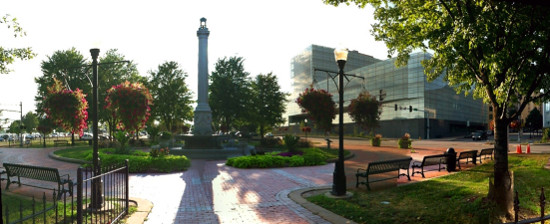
[80,132,93,140]
[472,131,488,141]
[0,136,4,142]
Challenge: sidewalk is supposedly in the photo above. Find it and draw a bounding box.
[3,139,545,223]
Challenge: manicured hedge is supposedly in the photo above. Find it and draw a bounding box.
[57,147,190,173]
[226,148,329,168]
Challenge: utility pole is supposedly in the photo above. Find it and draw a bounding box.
[20,102,23,147]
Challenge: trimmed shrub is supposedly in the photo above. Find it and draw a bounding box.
[371,134,382,147]
[303,151,326,166]
[97,152,190,173]
[283,134,300,153]
[398,133,412,149]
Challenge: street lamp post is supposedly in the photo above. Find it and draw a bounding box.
[90,48,103,209]
[332,47,348,196]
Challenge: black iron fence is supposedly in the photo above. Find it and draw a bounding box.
[1,160,129,224]
[504,187,549,224]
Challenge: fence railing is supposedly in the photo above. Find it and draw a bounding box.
[1,160,129,224]
[503,187,550,224]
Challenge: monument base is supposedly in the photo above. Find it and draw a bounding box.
[179,134,222,149]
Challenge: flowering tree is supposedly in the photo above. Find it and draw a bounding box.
[44,79,88,143]
[348,91,381,134]
[296,87,336,133]
[105,81,153,135]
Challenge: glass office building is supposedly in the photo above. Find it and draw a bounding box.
[286,45,488,138]
[286,45,381,124]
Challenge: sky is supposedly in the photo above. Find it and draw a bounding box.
[1,0,389,124]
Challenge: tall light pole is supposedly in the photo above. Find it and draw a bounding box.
[90,48,103,209]
[332,47,348,196]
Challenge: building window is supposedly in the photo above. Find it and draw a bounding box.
[489,106,493,112]
[546,103,550,112]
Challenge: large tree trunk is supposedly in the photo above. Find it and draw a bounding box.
[490,116,514,218]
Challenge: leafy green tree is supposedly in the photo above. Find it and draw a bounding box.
[1,14,35,74]
[37,116,55,147]
[35,48,89,116]
[526,107,543,131]
[251,73,288,139]
[98,49,142,139]
[148,61,194,132]
[22,111,38,133]
[8,120,20,134]
[209,56,252,132]
[324,0,550,214]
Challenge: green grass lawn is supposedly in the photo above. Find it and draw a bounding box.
[2,192,135,223]
[308,154,550,224]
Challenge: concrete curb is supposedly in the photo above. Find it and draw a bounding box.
[288,187,358,224]
[126,197,153,224]
[48,150,91,164]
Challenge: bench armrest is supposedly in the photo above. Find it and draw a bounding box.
[356,168,367,173]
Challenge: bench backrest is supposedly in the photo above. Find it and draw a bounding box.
[458,150,478,159]
[422,154,447,166]
[3,163,61,183]
[479,148,493,156]
[367,157,412,175]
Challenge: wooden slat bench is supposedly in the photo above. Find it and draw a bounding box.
[53,140,69,147]
[412,154,447,178]
[3,163,73,199]
[477,148,494,164]
[456,150,478,169]
[356,157,412,190]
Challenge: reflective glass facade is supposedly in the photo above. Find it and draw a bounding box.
[286,46,487,138]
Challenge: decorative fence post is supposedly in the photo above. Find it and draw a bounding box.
[77,167,83,223]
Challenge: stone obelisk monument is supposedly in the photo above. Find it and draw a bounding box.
[193,17,213,136]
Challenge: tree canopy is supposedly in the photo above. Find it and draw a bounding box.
[251,73,288,138]
[325,0,550,215]
[209,56,252,131]
[348,91,381,133]
[1,14,35,74]
[22,111,38,133]
[35,48,89,116]
[148,61,194,132]
[98,49,142,138]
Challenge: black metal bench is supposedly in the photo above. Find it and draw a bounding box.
[356,157,412,190]
[0,167,6,182]
[477,148,493,164]
[456,150,478,169]
[3,163,73,199]
[53,140,69,147]
[412,154,447,178]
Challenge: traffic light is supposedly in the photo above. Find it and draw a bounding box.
[379,89,385,101]
[395,104,398,111]
[409,106,413,112]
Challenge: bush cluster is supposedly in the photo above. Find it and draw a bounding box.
[226,148,328,168]
[371,134,382,147]
[260,137,282,147]
[85,149,190,173]
[398,133,412,149]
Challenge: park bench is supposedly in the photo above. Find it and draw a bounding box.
[477,148,494,164]
[356,157,412,190]
[54,140,69,147]
[456,150,478,169]
[411,154,447,178]
[0,167,6,182]
[3,163,73,199]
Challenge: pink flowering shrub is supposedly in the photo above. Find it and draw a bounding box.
[44,79,88,137]
[105,81,153,134]
[296,87,336,132]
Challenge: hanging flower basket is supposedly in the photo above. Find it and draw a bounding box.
[44,80,88,137]
[296,87,336,132]
[105,81,153,134]
[348,91,381,131]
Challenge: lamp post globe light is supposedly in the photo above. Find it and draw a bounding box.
[332,47,348,196]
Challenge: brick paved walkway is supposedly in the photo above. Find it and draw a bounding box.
[4,139,547,223]
[130,160,334,224]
